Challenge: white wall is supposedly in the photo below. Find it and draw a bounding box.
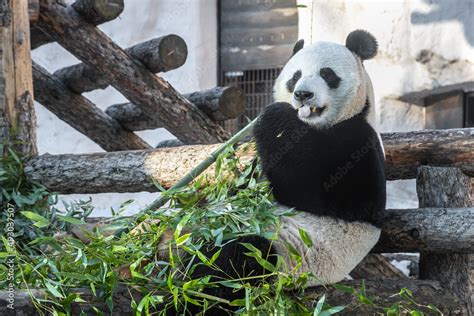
[32,0,218,216]
[296,0,474,208]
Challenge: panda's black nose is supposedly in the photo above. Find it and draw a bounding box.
[294,90,314,101]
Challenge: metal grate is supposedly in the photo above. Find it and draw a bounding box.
[221,68,281,133]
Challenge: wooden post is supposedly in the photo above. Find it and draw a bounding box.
[417,166,473,314]
[0,0,37,155]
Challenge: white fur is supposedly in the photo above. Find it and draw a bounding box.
[274,41,367,129]
[272,205,381,285]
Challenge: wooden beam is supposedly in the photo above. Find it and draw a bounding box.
[383,128,474,179]
[0,279,466,314]
[54,35,188,93]
[372,207,473,253]
[105,87,246,131]
[0,0,37,155]
[417,166,473,314]
[24,128,474,193]
[35,1,229,144]
[33,61,151,151]
[30,0,124,49]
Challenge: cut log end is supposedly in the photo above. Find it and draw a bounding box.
[218,86,246,119]
[72,0,124,25]
[156,34,188,72]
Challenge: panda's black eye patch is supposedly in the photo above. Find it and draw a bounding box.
[319,67,341,89]
[286,70,302,93]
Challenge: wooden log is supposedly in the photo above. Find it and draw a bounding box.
[35,1,229,144]
[24,128,474,192]
[54,35,188,93]
[0,0,37,155]
[383,128,474,179]
[350,254,406,279]
[71,0,124,25]
[417,166,473,314]
[372,207,473,253]
[30,0,123,49]
[306,279,467,315]
[105,87,246,131]
[32,61,151,151]
[28,0,39,24]
[0,279,466,315]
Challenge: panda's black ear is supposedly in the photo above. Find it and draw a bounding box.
[291,39,305,57]
[345,30,378,60]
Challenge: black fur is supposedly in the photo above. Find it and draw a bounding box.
[292,39,305,57]
[345,30,378,60]
[173,236,276,315]
[254,102,386,227]
[286,70,302,93]
[319,67,341,89]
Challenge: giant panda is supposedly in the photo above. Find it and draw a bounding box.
[184,30,386,315]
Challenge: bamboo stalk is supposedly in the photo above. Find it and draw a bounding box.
[144,117,258,212]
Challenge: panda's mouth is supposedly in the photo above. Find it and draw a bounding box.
[298,105,327,118]
[309,106,327,116]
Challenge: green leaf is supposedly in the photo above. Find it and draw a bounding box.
[20,211,51,228]
[175,233,192,246]
[44,281,64,298]
[332,283,356,294]
[57,215,85,225]
[298,228,313,248]
[313,294,325,315]
[320,306,345,316]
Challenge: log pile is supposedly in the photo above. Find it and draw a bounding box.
[30,0,246,146]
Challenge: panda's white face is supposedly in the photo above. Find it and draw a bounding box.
[274,42,368,128]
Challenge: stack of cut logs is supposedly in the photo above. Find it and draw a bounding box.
[29,0,245,152]
[0,0,471,314]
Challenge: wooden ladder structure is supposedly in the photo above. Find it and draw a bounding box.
[0,0,473,314]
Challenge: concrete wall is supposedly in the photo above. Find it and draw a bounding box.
[32,0,218,216]
[297,0,474,208]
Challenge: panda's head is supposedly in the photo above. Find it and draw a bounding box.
[273,30,378,128]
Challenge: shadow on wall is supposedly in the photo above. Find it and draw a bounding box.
[411,0,474,46]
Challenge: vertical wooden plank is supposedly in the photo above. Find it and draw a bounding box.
[417,166,473,314]
[0,0,37,155]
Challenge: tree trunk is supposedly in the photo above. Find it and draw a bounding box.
[24,128,474,192]
[105,87,246,131]
[417,166,473,315]
[33,62,151,151]
[54,35,188,93]
[0,0,37,156]
[34,1,229,144]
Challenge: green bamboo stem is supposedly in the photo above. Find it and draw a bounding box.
[143,117,259,213]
